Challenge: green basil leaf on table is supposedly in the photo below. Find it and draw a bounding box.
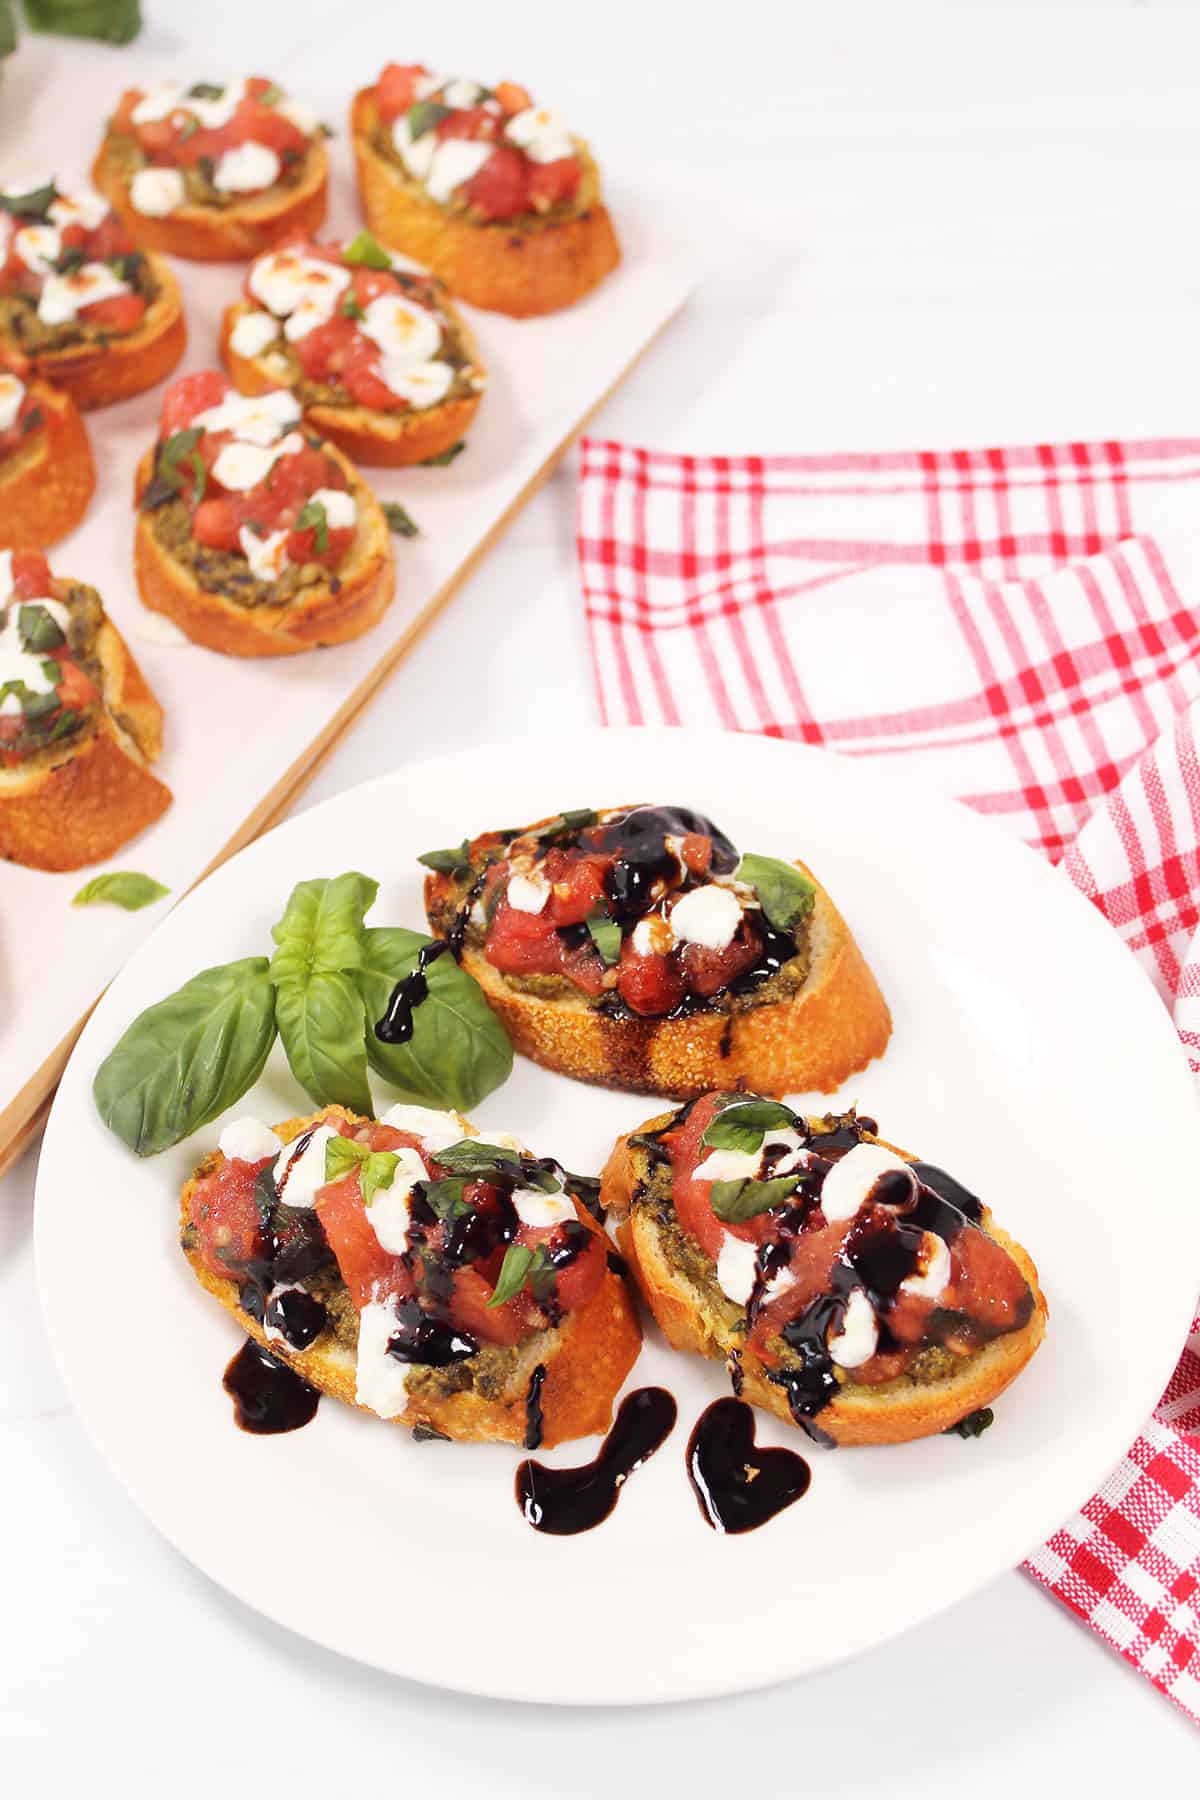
[383,503,419,537]
[419,440,465,468]
[92,957,277,1156]
[23,0,141,42]
[72,871,169,912]
[736,853,816,933]
[358,926,514,1108]
[272,969,373,1115]
[701,1098,799,1154]
[268,871,379,981]
[709,1173,805,1223]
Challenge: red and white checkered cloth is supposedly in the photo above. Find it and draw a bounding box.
[577,435,1200,1725]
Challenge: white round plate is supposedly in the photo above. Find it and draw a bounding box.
[36,728,1200,1705]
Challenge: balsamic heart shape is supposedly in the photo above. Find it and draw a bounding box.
[687,1396,812,1533]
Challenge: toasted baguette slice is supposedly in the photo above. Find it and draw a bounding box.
[0,255,187,412]
[0,589,170,871]
[220,297,483,468]
[132,441,396,657]
[425,823,892,1099]
[0,383,95,548]
[181,1108,643,1448]
[602,1109,1048,1446]
[91,137,329,262]
[350,88,620,317]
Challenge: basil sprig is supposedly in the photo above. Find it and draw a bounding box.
[383,502,419,538]
[585,907,621,966]
[709,1174,805,1224]
[92,871,515,1155]
[737,853,816,933]
[0,677,58,721]
[158,427,206,501]
[435,1140,560,1192]
[417,839,473,875]
[341,292,366,321]
[296,497,329,552]
[343,229,392,270]
[186,80,225,100]
[324,1134,399,1207]
[72,871,169,912]
[405,100,451,140]
[0,180,56,218]
[488,1241,555,1309]
[17,603,66,654]
[946,1407,995,1439]
[701,1098,799,1155]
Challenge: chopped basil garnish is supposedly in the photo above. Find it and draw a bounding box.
[419,440,466,468]
[736,853,816,933]
[48,708,81,739]
[418,1176,471,1222]
[71,871,169,912]
[296,497,329,553]
[341,292,366,321]
[383,503,419,537]
[701,1098,799,1155]
[709,1173,804,1223]
[186,80,225,100]
[0,678,57,721]
[487,1241,555,1309]
[55,246,86,276]
[178,116,199,142]
[417,839,473,875]
[0,181,56,219]
[342,229,392,270]
[536,808,598,844]
[158,427,205,501]
[324,1134,399,1208]
[585,908,621,966]
[17,603,66,654]
[946,1407,995,1439]
[405,100,451,140]
[139,474,176,511]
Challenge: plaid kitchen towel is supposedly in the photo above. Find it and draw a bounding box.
[577,435,1200,1725]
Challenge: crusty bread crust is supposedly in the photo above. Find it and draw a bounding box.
[181,1108,643,1448]
[220,297,483,467]
[601,1113,1048,1446]
[0,614,170,870]
[350,87,620,317]
[132,442,396,657]
[0,255,186,412]
[0,382,95,547]
[91,136,329,262]
[427,850,892,1099]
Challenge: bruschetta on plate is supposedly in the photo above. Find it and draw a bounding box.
[133,370,396,657]
[0,366,95,548]
[182,1102,642,1448]
[220,233,484,467]
[351,64,620,316]
[0,547,171,870]
[92,76,328,262]
[602,1092,1047,1446]
[0,180,185,409]
[422,805,892,1097]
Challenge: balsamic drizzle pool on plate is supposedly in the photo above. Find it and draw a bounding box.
[516,1386,677,1535]
[687,1397,811,1533]
[223,1338,320,1435]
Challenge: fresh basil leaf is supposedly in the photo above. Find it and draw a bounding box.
[357,926,513,1109]
[418,1175,470,1221]
[273,969,373,1114]
[139,474,176,511]
[406,100,451,140]
[268,871,379,981]
[93,957,276,1156]
[1,680,58,721]
[585,907,621,966]
[427,1139,525,1182]
[701,1098,799,1155]
[18,604,66,653]
[341,292,366,321]
[39,658,61,686]
[737,853,816,933]
[417,840,472,875]
[383,502,419,538]
[48,708,81,740]
[709,1174,804,1224]
[159,426,203,494]
[253,1161,277,1222]
[419,440,465,467]
[324,1134,398,1207]
[186,80,225,100]
[525,1244,558,1303]
[295,497,329,553]
[0,180,56,218]
[487,1243,533,1308]
[946,1407,995,1439]
[536,807,598,844]
[23,0,142,44]
[342,229,392,270]
[72,871,169,912]
[0,1,14,57]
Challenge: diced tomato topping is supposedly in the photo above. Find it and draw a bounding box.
[285,520,354,572]
[54,659,98,711]
[448,1265,533,1347]
[493,81,532,117]
[679,832,713,879]
[666,1093,761,1257]
[463,147,530,221]
[528,156,581,211]
[291,313,360,383]
[547,1224,607,1314]
[616,940,686,1016]
[681,924,763,999]
[160,369,229,435]
[316,1171,408,1309]
[435,105,500,144]
[485,901,567,979]
[188,1155,269,1281]
[543,847,609,926]
[263,442,342,506]
[10,550,53,597]
[192,496,243,552]
[376,63,429,123]
[230,93,307,157]
[79,293,146,332]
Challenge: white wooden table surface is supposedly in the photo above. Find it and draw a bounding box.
[4,0,1199,1784]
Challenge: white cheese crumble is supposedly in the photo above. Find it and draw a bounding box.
[693,1128,808,1187]
[213,142,281,195]
[217,1116,283,1163]
[899,1232,952,1302]
[505,105,574,165]
[716,1233,759,1305]
[272,1124,339,1210]
[130,167,186,218]
[48,189,110,232]
[131,79,247,132]
[13,224,61,275]
[0,372,24,432]
[828,1286,879,1368]
[377,358,454,409]
[363,1146,428,1253]
[669,884,743,951]
[276,97,318,136]
[211,432,303,492]
[425,139,492,204]
[513,1189,576,1230]
[229,308,279,358]
[631,915,675,957]
[360,292,441,366]
[391,114,438,183]
[38,262,132,327]
[441,77,485,109]
[380,1103,471,1153]
[237,525,289,580]
[507,871,551,914]
[0,550,13,598]
[308,485,356,529]
[818,1143,916,1224]
[354,1296,411,1418]
[247,249,350,340]
[193,386,302,445]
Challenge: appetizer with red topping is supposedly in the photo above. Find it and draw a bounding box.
[182,1103,641,1447]
[0,179,185,409]
[92,77,328,261]
[133,370,395,657]
[220,231,484,467]
[0,365,95,548]
[0,547,170,870]
[422,805,892,1097]
[351,64,620,315]
[602,1094,1047,1446]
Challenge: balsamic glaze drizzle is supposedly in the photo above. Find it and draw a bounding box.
[524,1364,547,1451]
[516,1387,678,1535]
[376,940,451,1045]
[687,1398,811,1533]
[223,1338,320,1435]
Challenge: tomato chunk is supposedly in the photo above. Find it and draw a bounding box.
[189,1156,268,1281]
[464,147,529,221]
[79,293,146,333]
[376,63,428,123]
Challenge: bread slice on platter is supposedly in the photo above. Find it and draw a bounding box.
[0,376,95,549]
[423,805,892,1099]
[181,1104,642,1448]
[0,548,170,870]
[350,67,619,316]
[602,1091,1047,1446]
